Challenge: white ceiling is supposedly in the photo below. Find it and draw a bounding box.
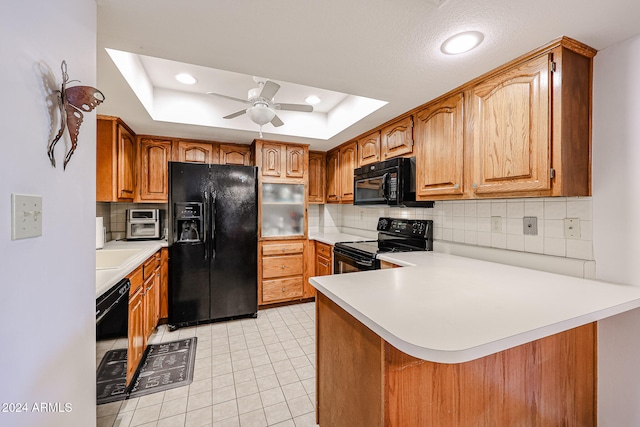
[97,0,640,151]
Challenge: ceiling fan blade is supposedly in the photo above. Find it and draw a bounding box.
[275,103,314,113]
[271,114,284,127]
[207,92,251,105]
[260,81,280,100]
[223,109,247,119]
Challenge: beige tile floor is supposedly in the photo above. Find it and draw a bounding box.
[96,302,318,427]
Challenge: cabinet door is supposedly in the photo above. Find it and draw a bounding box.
[220,144,251,165]
[261,143,283,177]
[127,286,145,386]
[381,116,414,160]
[160,248,169,320]
[286,145,305,179]
[308,152,326,204]
[326,150,340,203]
[357,131,380,166]
[175,141,218,164]
[117,125,136,200]
[143,274,156,341]
[340,143,357,203]
[415,93,465,198]
[470,54,551,195]
[138,138,171,202]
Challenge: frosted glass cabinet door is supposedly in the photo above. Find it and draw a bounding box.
[262,183,305,237]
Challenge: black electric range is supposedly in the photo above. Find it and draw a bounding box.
[333,217,433,273]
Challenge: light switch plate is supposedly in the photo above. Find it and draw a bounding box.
[11,194,43,240]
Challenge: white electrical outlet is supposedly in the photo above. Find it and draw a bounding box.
[11,194,43,240]
[564,218,581,239]
[491,216,502,233]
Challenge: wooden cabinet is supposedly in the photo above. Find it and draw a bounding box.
[220,144,251,165]
[340,142,357,203]
[415,93,465,199]
[380,260,401,269]
[470,53,551,195]
[96,116,137,202]
[124,250,163,386]
[308,151,326,204]
[173,140,219,164]
[325,141,356,204]
[159,247,169,320]
[137,137,171,202]
[381,116,414,160]
[325,149,340,203]
[315,241,333,277]
[254,140,308,181]
[259,240,306,305]
[357,131,381,166]
[126,266,145,386]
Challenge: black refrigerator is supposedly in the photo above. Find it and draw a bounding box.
[168,161,258,329]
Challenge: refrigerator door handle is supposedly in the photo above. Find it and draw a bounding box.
[211,192,217,259]
[203,191,209,260]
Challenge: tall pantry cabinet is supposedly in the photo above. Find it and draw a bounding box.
[253,140,312,306]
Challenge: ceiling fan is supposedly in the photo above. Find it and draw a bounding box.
[207,77,313,137]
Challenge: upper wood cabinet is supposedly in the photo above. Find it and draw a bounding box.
[326,149,340,203]
[357,131,380,166]
[470,54,551,195]
[340,142,357,203]
[325,141,356,204]
[381,116,414,160]
[220,144,251,165]
[308,151,326,204]
[137,137,171,202]
[97,116,137,202]
[415,93,465,198]
[253,139,308,183]
[173,140,219,164]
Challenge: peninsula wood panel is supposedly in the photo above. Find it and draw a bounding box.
[317,293,383,427]
[316,291,596,427]
[415,93,465,198]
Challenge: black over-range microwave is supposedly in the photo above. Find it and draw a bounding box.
[353,157,434,207]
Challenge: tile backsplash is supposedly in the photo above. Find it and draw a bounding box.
[309,197,593,260]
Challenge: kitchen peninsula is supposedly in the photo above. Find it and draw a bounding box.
[309,253,640,426]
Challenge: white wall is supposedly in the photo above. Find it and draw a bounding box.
[593,34,640,425]
[0,1,97,426]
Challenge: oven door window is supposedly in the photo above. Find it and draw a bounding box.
[333,251,379,274]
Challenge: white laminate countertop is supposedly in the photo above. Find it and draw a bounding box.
[308,232,372,245]
[309,251,640,364]
[96,240,167,298]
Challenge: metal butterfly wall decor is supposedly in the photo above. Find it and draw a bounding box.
[48,60,105,169]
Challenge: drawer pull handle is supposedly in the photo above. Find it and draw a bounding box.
[282,287,286,292]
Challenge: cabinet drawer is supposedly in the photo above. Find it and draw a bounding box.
[316,242,332,257]
[262,242,304,256]
[262,255,303,278]
[143,252,160,280]
[262,277,304,303]
[127,266,143,296]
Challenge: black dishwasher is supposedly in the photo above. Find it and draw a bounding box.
[96,278,130,340]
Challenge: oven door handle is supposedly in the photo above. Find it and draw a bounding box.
[355,259,374,267]
[381,173,390,201]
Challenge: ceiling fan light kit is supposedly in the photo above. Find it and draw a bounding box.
[207,79,313,137]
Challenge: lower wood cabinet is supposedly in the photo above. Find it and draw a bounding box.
[315,241,333,277]
[125,249,164,386]
[259,240,306,305]
[380,260,400,269]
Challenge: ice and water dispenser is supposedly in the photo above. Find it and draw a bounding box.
[174,202,203,242]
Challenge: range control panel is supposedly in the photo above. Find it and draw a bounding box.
[376,217,433,238]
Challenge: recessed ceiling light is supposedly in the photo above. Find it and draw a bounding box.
[440,31,484,55]
[175,73,197,85]
[305,95,321,105]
